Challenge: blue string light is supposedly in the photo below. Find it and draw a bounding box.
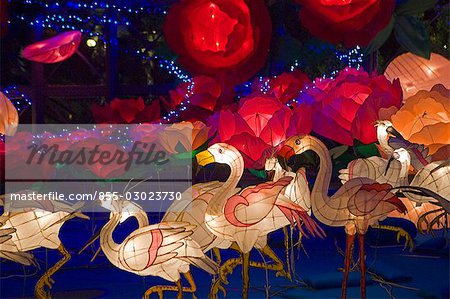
[157,58,191,83]
[0,86,32,142]
[335,46,364,70]
[10,0,167,34]
[160,80,195,124]
[1,86,32,113]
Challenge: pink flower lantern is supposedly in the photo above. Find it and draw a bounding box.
[22,31,82,63]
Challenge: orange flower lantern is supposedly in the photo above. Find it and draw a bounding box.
[390,84,450,155]
[384,52,450,99]
[22,31,82,63]
[0,91,18,135]
[159,121,210,154]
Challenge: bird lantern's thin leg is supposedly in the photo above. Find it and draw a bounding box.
[242,251,250,299]
[359,234,366,299]
[283,226,293,281]
[341,233,355,299]
[175,279,183,299]
[183,271,198,299]
[212,247,222,265]
[34,244,71,299]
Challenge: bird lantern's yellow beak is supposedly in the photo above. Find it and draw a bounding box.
[196,150,215,166]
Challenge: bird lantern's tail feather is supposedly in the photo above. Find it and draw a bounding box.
[180,256,218,275]
[0,251,36,266]
[277,200,326,239]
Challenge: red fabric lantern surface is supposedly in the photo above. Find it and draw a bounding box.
[22,31,82,63]
[164,0,272,84]
[298,68,402,145]
[252,70,311,104]
[296,0,395,48]
[209,95,306,168]
[92,97,161,124]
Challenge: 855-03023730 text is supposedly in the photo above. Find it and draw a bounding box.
[9,191,183,202]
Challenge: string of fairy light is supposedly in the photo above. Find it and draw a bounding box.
[1,86,32,113]
[11,0,167,35]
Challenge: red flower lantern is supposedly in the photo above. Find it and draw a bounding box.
[92,97,160,124]
[253,70,311,104]
[300,68,402,145]
[296,0,395,48]
[22,31,82,63]
[210,95,297,168]
[164,0,272,84]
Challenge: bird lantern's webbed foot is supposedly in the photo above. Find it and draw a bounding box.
[252,245,291,281]
[144,272,197,299]
[209,244,292,298]
[34,244,71,299]
[233,241,291,280]
[372,225,414,251]
[417,208,446,235]
[210,257,242,299]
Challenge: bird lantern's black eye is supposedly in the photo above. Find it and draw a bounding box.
[218,148,223,154]
[295,139,301,145]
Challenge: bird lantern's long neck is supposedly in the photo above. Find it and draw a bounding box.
[100,213,122,269]
[301,136,343,225]
[207,151,244,216]
[399,159,411,185]
[274,162,288,181]
[377,126,393,155]
[133,210,150,227]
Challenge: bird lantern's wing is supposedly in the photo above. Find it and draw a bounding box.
[224,177,293,227]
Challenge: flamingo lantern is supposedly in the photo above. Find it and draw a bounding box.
[196,143,325,299]
[167,144,305,297]
[162,145,244,260]
[264,156,312,278]
[278,135,408,299]
[338,145,415,250]
[98,197,218,299]
[0,198,89,298]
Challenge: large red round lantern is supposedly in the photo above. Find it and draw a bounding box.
[164,0,272,84]
[296,0,395,48]
[22,31,82,63]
